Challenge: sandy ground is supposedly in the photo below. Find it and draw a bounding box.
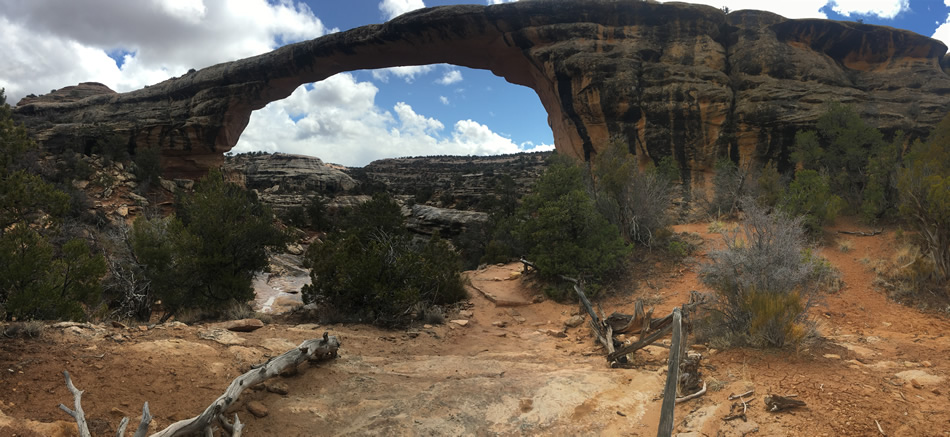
[2,219,950,436]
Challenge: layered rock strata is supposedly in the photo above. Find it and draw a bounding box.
[12,0,950,187]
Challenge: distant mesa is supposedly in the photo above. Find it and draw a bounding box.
[12,0,950,188]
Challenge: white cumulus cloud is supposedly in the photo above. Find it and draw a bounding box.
[234,73,549,166]
[437,69,463,85]
[0,0,331,102]
[827,0,910,19]
[439,96,450,105]
[379,0,426,20]
[370,65,437,83]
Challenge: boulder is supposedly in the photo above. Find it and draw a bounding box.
[407,204,489,237]
[223,318,264,332]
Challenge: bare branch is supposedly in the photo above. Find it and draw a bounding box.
[675,381,707,404]
[150,334,340,437]
[133,402,152,437]
[58,371,92,437]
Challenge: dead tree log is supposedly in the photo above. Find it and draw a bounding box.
[59,333,340,437]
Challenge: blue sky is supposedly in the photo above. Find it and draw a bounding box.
[1,0,949,166]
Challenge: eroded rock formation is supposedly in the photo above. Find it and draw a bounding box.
[12,0,950,186]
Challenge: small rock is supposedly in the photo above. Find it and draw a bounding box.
[423,324,433,329]
[911,379,923,389]
[459,310,474,318]
[922,361,933,368]
[823,354,841,360]
[111,321,128,329]
[137,325,148,331]
[514,316,527,324]
[128,192,149,206]
[266,382,290,395]
[117,206,129,217]
[224,319,264,332]
[508,271,522,280]
[492,321,507,328]
[160,179,177,192]
[407,331,420,338]
[532,295,545,304]
[246,401,269,418]
[543,329,567,338]
[198,329,245,346]
[519,398,533,413]
[564,315,585,328]
[175,179,194,190]
[494,332,507,337]
[450,319,469,327]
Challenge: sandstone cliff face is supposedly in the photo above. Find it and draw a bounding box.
[12,1,950,187]
[227,153,356,193]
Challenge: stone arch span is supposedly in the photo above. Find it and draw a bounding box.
[13,0,950,184]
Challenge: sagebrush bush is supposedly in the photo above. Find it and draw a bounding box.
[592,141,675,247]
[700,200,837,347]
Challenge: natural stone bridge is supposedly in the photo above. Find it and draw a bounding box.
[12,0,950,185]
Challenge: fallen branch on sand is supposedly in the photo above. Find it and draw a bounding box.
[764,394,806,412]
[675,381,707,404]
[836,229,883,237]
[59,333,340,436]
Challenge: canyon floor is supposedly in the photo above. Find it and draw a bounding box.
[2,219,950,436]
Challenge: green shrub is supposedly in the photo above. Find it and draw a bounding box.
[131,169,286,321]
[780,169,843,236]
[302,200,466,327]
[133,146,163,193]
[0,89,105,321]
[0,229,106,321]
[306,195,331,231]
[91,132,130,164]
[792,102,892,213]
[755,161,784,208]
[898,114,950,283]
[516,156,630,293]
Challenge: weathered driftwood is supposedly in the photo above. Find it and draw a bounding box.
[58,371,92,437]
[675,381,706,404]
[764,394,806,412]
[837,229,883,237]
[656,307,683,437]
[60,333,340,437]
